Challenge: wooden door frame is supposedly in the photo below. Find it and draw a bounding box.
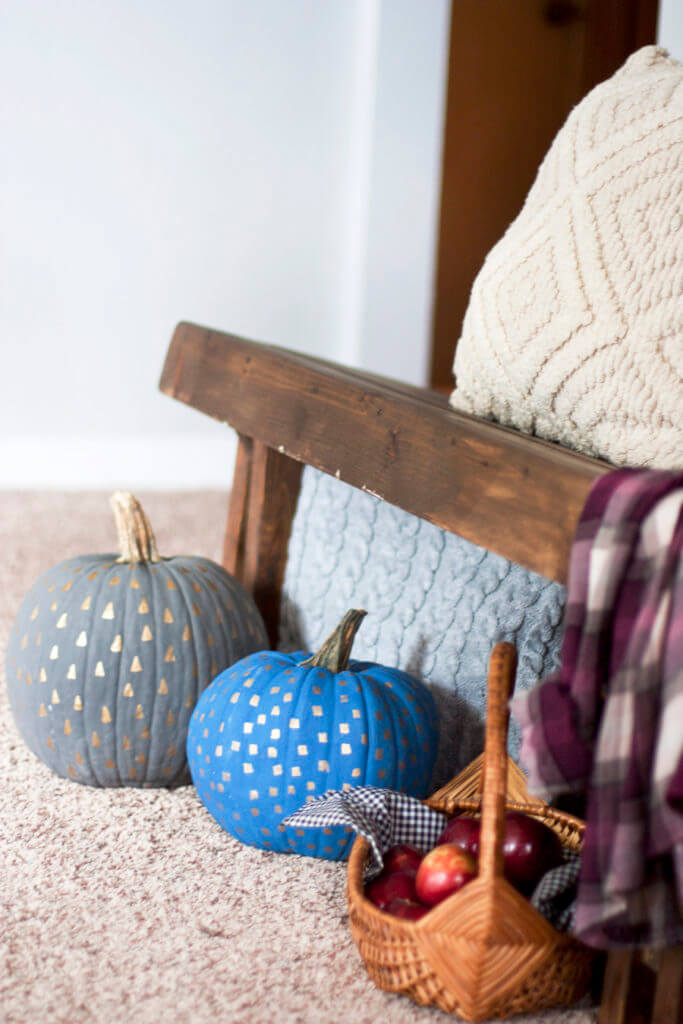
[429,0,660,392]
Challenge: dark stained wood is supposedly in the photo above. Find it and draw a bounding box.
[430,0,587,390]
[160,322,610,585]
[652,946,683,1024]
[596,947,682,1024]
[160,321,681,1021]
[598,950,636,1024]
[222,434,253,578]
[240,440,303,646]
[580,0,659,97]
[429,0,660,391]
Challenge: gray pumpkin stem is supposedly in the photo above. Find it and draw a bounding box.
[300,609,367,673]
[110,491,161,564]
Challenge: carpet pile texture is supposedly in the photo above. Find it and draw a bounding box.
[0,491,598,1024]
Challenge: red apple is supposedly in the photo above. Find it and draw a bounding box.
[385,898,429,921]
[365,869,417,910]
[415,843,477,906]
[382,843,423,877]
[436,815,480,860]
[501,811,563,893]
[435,812,563,894]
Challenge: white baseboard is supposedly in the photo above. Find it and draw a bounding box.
[0,434,238,490]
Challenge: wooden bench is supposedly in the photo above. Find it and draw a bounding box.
[160,320,682,1024]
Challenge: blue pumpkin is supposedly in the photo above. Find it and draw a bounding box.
[187,609,439,859]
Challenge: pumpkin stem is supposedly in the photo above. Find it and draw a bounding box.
[110,492,161,564]
[300,609,367,673]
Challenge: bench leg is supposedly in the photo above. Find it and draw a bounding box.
[652,946,683,1024]
[598,946,683,1024]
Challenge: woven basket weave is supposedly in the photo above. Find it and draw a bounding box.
[346,642,594,1020]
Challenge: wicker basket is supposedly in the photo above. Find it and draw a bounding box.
[346,642,595,1021]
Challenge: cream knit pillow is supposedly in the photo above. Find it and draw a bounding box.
[450,46,683,470]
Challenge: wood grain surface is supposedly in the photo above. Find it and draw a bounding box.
[160,322,611,584]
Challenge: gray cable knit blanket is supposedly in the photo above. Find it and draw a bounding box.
[279,466,566,789]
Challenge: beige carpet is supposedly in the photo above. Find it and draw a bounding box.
[0,491,599,1024]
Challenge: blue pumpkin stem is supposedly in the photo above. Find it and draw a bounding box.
[110,492,161,564]
[300,608,366,673]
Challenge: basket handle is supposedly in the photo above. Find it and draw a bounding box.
[478,642,518,883]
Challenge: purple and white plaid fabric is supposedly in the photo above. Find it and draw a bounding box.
[511,468,683,948]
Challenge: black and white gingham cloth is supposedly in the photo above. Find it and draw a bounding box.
[284,786,448,875]
[283,787,580,932]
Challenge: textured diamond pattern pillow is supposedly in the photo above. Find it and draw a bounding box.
[450,46,682,470]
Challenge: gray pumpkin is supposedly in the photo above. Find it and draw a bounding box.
[5,492,268,787]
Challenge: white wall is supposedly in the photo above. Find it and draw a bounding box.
[659,0,683,61]
[0,0,451,489]
[3,0,679,490]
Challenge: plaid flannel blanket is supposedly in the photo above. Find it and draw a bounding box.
[511,468,683,948]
